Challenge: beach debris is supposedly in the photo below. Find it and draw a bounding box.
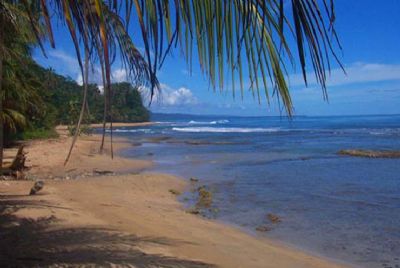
[93,168,114,175]
[29,181,44,195]
[189,177,199,182]
[267,213,281,223]
[169,189,181,195]
[256,225,271,232]
[196,186,213,208]
[338,149,400,158]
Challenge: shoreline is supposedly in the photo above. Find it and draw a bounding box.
[0,128,346,267]
[90,121,154,128]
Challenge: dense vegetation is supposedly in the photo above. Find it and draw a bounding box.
[6,61,149,145]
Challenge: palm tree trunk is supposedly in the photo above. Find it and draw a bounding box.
[99,57,107,153]
[0,14,4,171]
[64,18,90,165]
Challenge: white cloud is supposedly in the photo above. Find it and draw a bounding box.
[289,62,400,87]
[112,69,128,82]
[46,50,130,86]
[76,67,129,86]
[140,83,198,107]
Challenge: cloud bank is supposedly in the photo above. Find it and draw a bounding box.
[289,62,400,87]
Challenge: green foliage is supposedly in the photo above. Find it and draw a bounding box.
[20,128,58,140]
[3,61,149,144]
[111,82,150,123]
[29,64,150,125]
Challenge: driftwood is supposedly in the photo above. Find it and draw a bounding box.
[1,145,27,176]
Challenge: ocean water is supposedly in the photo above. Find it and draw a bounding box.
[115,114,400,268]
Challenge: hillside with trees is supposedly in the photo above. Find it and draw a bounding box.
[6,60,149,145]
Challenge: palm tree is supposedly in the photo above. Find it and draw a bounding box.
[0,1,45,170]
[1,0,342,167]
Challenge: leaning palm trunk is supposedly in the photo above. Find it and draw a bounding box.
[99,60,107,153]
[64,17,90,165]
[96,34,108,154]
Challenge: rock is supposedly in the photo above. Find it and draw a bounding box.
[211,208,219,213]
[169,189,181,195]
[93,169,113,175]
[29,181,44,195]
[196,186,212,208]
[189,177,199,182]
[338,149,400,158]
[256,225,271,232]
[267,213,281,223]
[186,208,200,214]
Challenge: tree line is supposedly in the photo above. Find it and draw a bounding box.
[5,60,149,145]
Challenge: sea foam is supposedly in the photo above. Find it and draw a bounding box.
[172,127,280,133]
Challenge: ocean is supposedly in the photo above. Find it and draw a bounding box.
[114,114,400,268]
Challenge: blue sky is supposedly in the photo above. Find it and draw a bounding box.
[34,0,400,116]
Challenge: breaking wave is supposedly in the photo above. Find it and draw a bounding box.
[172,127,280,133]
[188,119,229,125]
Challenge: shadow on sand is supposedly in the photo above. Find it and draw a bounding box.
[0,195,214,267]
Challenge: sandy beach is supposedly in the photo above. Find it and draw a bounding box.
[0,125,346,267]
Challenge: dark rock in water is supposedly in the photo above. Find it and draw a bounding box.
[146,136,171,143]
[338,149,400,158]
[196,186,213,208]
[186,208,200,215]
[29,181,44,195]
[267,213,281,223]
[189,177,199,182]
[256,225,271,232]
[131,142,142,147]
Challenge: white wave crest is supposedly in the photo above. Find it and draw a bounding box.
[188,119,230,125]
[108,128,153,133]
[172,127,280,133]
